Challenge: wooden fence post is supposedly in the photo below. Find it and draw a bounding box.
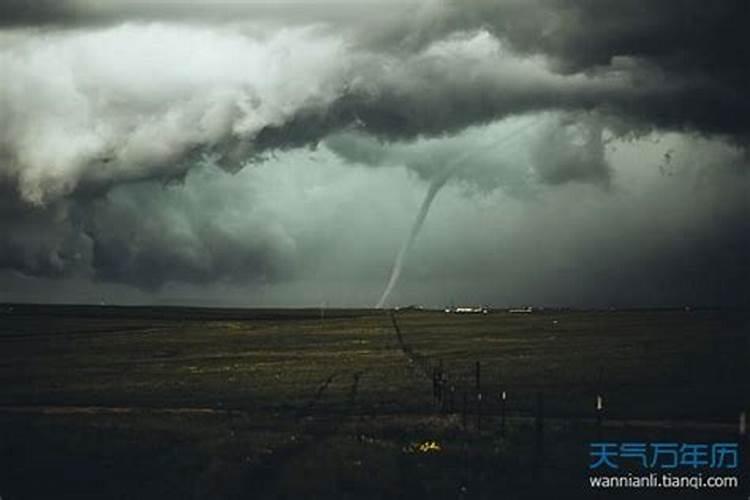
[500,390,507,437]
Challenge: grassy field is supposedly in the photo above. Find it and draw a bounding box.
[0,305,748,499]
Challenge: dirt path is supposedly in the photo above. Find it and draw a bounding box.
[389,311,432,380]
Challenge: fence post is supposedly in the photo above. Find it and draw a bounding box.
[500,390,507,437]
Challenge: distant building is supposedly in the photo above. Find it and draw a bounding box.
[509,306,534,313]
[445,306,488,314]
[394,305,424,311]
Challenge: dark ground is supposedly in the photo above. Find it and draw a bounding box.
[0,304,748,499]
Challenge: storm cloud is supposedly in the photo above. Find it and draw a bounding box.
[0,0,747,306]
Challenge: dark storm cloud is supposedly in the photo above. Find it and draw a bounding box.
[0,163,301,287]
[436,0,750,139]
[0,0,71,26]
[0,189,88,278]
[2,0,748,141]
[1,2,748,205]
[344,0,750,142]
[0,0,414,28]
[85,194,292,290]
[0,0,747,303]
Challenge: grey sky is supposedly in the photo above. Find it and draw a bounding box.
[0,1,747,307]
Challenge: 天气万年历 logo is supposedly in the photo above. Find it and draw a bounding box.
[589,442,739,470]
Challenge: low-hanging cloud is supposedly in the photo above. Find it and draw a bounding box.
[529,114,611,188]
[3,135,745,307]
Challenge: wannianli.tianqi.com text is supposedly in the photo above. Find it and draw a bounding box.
[589,473,739,490]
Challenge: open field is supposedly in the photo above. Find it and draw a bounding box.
[0,305,748,499]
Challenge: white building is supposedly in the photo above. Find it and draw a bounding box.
[509,306,534,313]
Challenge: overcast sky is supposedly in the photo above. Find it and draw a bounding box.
[0,0,747,308]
